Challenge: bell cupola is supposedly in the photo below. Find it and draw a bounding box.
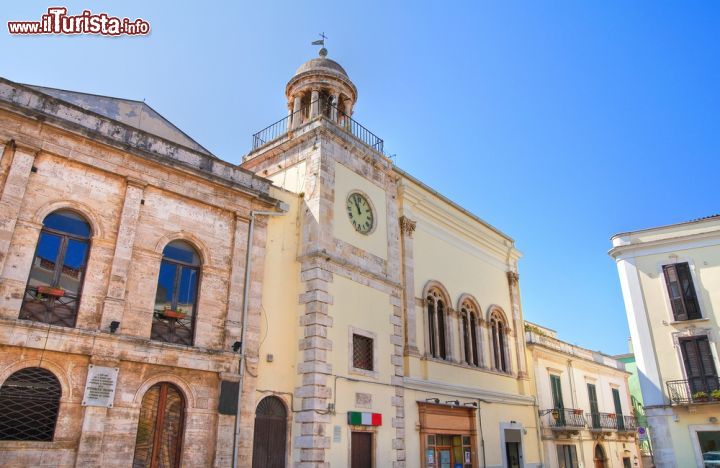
[286,48,357,129]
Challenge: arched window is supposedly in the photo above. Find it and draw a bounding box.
[152,240,201,346]
[490,310,509,373]
[0,367,61,441]
[252,396,288,468]
[426,288,448,360]
[20,210,92,327]
[133,382,185,468]
[460,300,480,367]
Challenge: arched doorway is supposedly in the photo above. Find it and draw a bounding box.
[594,443,607,468]
[133,382,185,468]
[252,396,287,468]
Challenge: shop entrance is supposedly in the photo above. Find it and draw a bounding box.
[426,434,472,467]
[418,402,477,468]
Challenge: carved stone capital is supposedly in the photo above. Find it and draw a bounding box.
[507,271,520,286]
[399,216,417,238]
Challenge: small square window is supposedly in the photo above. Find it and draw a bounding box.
[353,334,374,371]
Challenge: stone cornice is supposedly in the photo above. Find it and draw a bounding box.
[609,229,720,260]
[0,77,281,208]
[403,376,535,405]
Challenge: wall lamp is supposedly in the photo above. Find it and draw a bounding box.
[109,321,120,334]
[445,400,460,406]
[425,398,440,404]
[463,402,478,407]
[232,341,242,353]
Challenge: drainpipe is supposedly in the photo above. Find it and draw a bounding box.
[477,399,489,468]
[232,209,286,468]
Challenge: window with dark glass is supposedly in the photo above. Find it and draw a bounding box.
[353,334,374,371]
[20,210,91,327]
[557,445,579,468]
[427,289,448,360]
[151,240,200,346]
[0,367,61,441]
[490,312,509,372]
[460,301,480,367]
[663,262,701,321]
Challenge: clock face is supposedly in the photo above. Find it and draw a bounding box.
[346,192,374,234]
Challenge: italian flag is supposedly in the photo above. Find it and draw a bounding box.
[347,411,382,426]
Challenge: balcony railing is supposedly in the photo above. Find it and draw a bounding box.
[667,378,720,405]
[541,408,586,430]
[251,101,384,154]
[587,412,635,432]
[19,286,79,328]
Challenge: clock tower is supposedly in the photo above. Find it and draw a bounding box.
[241,49,405,467]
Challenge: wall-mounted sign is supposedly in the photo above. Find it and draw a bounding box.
[347,411,382,426]
[333,425,341,443]
[426,449,435,465]
[82,365,119,407]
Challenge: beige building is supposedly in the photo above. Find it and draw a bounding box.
[243,49,541,467]
[526,323,641,468]
[610,216,720,467]
[0,79,286,466]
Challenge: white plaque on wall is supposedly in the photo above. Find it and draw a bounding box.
[82,365,119,407]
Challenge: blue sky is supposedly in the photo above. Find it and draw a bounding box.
[3,1,719,355]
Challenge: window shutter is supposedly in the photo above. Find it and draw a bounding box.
[663,265,687,320]
[697,337,717,377]
[677,263,701,319]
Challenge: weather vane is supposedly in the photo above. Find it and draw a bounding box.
[312,32,328,56]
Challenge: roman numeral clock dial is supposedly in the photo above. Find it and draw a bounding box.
[346,192,374,234]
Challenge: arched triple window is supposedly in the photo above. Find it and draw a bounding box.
[489,309,510,373]
[426,288,448,360]
[252,396,288,468]
[460,300,480,367]
[0,367,61,441]
[20,210,92,327]
[133,382,185,468]
[152,240,201,346]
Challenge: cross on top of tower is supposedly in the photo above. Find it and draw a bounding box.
[311,33,328,57]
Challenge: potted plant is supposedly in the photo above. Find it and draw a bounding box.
[38,285,64,297]
[573,409,583,416]
[162,307,186,320]
[711,390,720,401]
[608,413,616,419]
[693,391,709,402]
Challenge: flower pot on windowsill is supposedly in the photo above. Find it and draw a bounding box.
[161,309,186,320]
[37,286,65,297]
[608,413,616,419]
[573,409,583,416]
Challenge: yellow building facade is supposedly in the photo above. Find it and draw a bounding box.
[611,216,720,467]
[242,49,542,467]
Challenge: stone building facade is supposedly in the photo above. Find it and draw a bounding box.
[0,79,285,466]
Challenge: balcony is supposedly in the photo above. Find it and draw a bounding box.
[540,409,637,436]
[587,412,637,433]
[251,100,384,154]
[541,408,587,432]
[667,378,720,405]
[19,285,79,328]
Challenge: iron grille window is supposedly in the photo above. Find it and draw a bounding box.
[152,240,201,346]
[20,210,91,328]
[353,334,374,371]
[0,367,61,441]
[663,263,701,321]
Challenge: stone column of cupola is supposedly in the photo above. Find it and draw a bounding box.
[310,89,320,118]
[330,92,339,122]
[291,95,302,129]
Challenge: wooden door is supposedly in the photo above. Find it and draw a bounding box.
[252,397,287,468]
[132,383,185,468]
[351,432,372,468]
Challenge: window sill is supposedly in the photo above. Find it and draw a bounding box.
[670,318,709,326]
[349,367,379,379]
